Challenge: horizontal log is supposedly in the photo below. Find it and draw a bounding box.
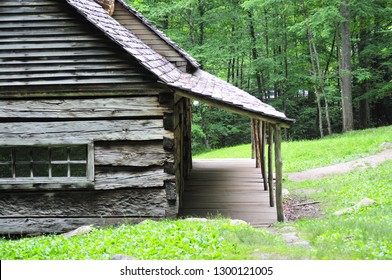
[0,6,62,14]
[0,28,86,37]
[0,13,73,22]
[0,97,170,119]
[0,217,160,235]
[0,63,137,74]
[0,78,151,87]
[0,41,117,51]
[95,142,172,167]
[1,84,168,96]
[0,120,172,144]
[0,189,167,217]
[0,70,146,81]
[94,168,175,190]
[0,0,60,6]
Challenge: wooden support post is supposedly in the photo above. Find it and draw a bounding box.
[274,124,284,222]
[254,119,261,168]
[268,124,274,207]
[259,121,268,191]
[251,119,255,159]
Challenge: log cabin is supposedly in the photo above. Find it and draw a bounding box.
[0,0,294,234]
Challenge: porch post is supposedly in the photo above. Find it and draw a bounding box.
[259,121,268,191]
[274,124,284,222]
[268,123,274,207]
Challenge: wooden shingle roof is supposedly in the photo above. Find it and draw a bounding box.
[67,0,294,125]
[116,0,200,70]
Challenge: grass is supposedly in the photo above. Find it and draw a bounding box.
[195,125,392,172]
[287,160,392,259]
[0,219,309,260]
[0,125,391,260]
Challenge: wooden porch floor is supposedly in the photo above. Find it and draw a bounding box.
[179,159,277,227]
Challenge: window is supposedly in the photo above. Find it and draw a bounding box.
[0,143,94,184]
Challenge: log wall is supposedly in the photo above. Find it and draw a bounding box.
[0,0,165,96]
[0,95,176,234]
[0,0,186,234]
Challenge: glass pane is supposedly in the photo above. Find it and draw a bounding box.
[70,146,86,161]
[33,163,48,177]
[15,164,31,177]
[52,164,68,177]
[15,148,30,162]
[70,164,86,177]
[0,164,12,178]
[32,147,48,162]
[51,147,68,161]
[0,148,11,162]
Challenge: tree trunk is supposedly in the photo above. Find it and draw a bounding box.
[302,0,329,137]
[248,11,263,100]
[358,17,370,129]
[340,0,354,132]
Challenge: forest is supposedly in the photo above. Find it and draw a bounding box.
[127,0,391,153]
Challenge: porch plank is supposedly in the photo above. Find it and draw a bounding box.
[179,159,277,227]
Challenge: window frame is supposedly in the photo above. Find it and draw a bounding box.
[0,140,94,190]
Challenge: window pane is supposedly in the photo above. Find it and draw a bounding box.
[51,147,67,161]
[70,146,86,161]
[70,164,86,177]
[32,147,48,162]
[0,148,11,162]
[52,164,68,177]
[15,164,31,177]
[33,164,48,177]
[15,148,30,162]
[0,165,12,178]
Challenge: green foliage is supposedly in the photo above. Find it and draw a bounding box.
[128,0,391,143]
[192,103,251,154]
[288,160,392,259]
[0,219,306,260]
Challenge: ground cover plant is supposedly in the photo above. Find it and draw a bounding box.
[286,160,392,259]
[0,219,308,260]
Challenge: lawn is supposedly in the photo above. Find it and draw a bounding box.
[194,125,392,173]
[1,126,391,260]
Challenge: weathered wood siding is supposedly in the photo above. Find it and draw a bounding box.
[0,95,176,234]
[173,94,193,206]
[113,2,188,71]
[0,0,178,234]
[0,0,165,96]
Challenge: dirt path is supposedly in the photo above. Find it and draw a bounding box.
[288,145,392,182]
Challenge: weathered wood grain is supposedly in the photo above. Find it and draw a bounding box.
[0,189,167,217]
[274,125,284,222]
[180,159,277,226]
[112,1,188,70]
[94,168,175,190]
[95,142,172,167]
[0,0,160,94]
[0,97,170,119]
[0,120,172,145]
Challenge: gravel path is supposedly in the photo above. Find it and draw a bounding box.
[288,146,392,182]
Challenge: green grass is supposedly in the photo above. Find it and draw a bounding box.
[287,160,392,259]
[195,125,392,172]
[0,219,308,260]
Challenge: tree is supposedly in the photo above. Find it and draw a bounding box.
[339,0,354,132]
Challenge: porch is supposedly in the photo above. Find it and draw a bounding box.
[179,159,277,227]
